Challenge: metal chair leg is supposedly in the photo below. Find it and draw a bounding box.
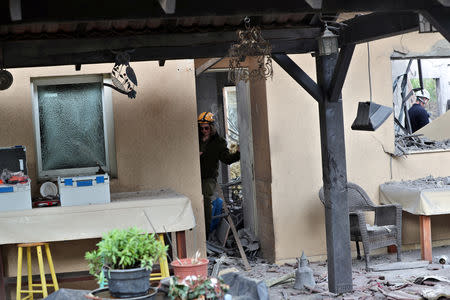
[355,241,361,260]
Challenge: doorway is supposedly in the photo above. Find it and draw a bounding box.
[195,67,274,260]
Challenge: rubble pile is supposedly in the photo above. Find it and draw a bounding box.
[208,251,450,299]
[385,175,450,189]
[395,134,450,156]
[207,178,260,260]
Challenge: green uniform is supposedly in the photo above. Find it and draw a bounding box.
[200,133,240,236]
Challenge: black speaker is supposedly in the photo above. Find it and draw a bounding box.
[351,101,392,131]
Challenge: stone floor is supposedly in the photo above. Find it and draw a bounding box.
[213,245,450,299]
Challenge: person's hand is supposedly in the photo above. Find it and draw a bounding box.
[200,152,203,156]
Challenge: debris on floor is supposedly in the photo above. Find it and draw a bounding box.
[394,133,450,156]
[208,245,450,299]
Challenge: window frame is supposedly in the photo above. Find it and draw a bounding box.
[31,74,117,180]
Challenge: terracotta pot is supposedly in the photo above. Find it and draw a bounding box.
[170,258,209,280]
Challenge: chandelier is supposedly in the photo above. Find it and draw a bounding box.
[228,17,273,83]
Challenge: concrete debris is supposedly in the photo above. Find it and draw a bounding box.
[394,133,450,156]
[218,267,240,277]
[369,260,430,272]
[212,254,227,277]
[207,245,450,299]
[384,175,450,189]
[422,286,450,300]
[377,287,423,300]
[238,228,260,256]
[265,271,295,287]
[414,275,450,285]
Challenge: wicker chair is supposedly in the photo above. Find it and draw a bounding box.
[319,182,402,270]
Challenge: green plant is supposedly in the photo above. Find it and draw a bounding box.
[85,227,167,282]
[168,276,229,300]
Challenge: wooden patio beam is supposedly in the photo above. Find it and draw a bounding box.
[340,12,419,46]
[2,27,320,69]
[316,52,352,293]
[195,57,223,76]
[422,6,450,43]
[328,44,355,103]
[272,53,323,103]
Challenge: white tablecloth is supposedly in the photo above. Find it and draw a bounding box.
[380,184,450,216]
[0,189,196,244]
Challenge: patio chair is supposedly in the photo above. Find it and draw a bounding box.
[319,182,402,270]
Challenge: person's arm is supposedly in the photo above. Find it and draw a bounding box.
[218,138,240,165]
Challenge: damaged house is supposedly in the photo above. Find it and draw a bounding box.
[0,0,450,298]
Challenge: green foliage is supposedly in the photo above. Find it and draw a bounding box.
[168,276,229,300]
[85,227,168,282]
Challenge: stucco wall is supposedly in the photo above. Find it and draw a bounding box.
[0,60,205,275]
[266,32,450,263]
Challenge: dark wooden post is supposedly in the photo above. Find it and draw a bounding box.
[316,53,353,294]
[176,231,187,258]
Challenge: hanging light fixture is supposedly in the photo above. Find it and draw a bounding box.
[317,23,339,56]
[351,43,392,131]
[228,17,273,83]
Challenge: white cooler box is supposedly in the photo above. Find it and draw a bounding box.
[58,174,110,207]
[0,145,31,212]
[0,180,32,211]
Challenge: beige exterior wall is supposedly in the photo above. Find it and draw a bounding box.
[266,32,450,263]
[2,31,449,275]
[0,60,205,275]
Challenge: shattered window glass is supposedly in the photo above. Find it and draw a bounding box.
[391,58,450,155]
[37,82,106,171]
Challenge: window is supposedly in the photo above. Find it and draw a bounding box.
[31,75,116,180]
[391,57,450,154]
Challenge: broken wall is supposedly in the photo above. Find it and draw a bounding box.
[0,60,205,275]
[266,31,450,263]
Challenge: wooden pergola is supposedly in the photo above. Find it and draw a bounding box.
[1,0,450,294]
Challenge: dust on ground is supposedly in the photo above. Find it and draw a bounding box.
[210,245,450,299]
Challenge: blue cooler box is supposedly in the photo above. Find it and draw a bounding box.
[0,146,31,212]
[58,174,110,207]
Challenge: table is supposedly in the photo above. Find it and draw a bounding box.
[0,189,196,299]
[380,183,450,261]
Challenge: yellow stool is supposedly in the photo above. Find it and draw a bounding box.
[150,234,170,281]
[16,242,59,300]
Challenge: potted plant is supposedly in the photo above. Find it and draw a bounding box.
[168,275,229,300]
[85,227,167,298]
[171,251,209,280]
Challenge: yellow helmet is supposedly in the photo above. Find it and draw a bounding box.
[198,112,215,124]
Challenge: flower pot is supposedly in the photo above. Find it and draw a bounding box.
[105,267,151,298]
[170,258,209,280]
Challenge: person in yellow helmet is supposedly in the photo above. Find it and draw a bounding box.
[198,112,240,237]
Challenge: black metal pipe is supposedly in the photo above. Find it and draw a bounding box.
[417,59,423,90]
